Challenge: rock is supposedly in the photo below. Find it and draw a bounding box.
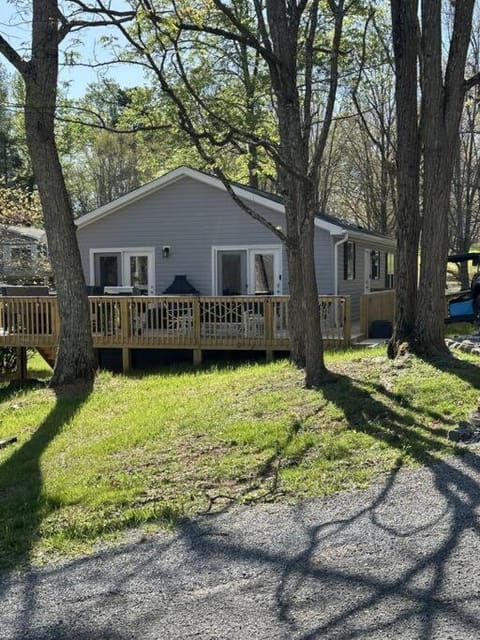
[459,340,475,352]
[448,422,474,442]
[469,410,480,428]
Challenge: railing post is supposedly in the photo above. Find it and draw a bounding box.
[360,294,368,338]
[119,298,131,344]
[53,298,60,343]
[264,297,273,347]
[343,296,351,347]
[193,296,201,348]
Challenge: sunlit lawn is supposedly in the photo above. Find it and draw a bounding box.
[1,346,479,568]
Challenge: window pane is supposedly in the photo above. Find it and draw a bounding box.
[344,242,355,280]
[97,255,120,287]
[387,253,394,274]
[254,254,274,294]
[129,256,148,290]
[371,250,380,280]
[220,253,243,295]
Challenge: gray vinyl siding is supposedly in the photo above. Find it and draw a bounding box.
[76,173,394,318]
[77,176,287,295]
[314,228,334,294]
[337,239,394,320]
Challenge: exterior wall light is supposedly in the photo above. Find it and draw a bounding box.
[162,246,171,258]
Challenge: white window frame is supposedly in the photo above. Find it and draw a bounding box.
[211,245,283,295]
[89,247,156,294]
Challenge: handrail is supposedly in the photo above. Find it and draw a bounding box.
[0,294,351,349]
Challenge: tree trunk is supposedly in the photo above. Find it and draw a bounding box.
[300,216,327,388]
[24,0,96,388]
[415,0,474,355]
[264,1,328,385]
[388,0,421,358]
[283,175,328,384]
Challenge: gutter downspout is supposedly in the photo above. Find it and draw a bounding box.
[333,232,349,295]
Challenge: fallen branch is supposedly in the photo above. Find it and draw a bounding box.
[0,436,17,449]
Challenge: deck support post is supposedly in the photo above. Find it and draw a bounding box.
[266,349,274,363]
[193,349,202,366]
[122,348,131,373]
[15,347,27,380]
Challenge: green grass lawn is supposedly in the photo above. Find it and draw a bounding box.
[1,347,479,569]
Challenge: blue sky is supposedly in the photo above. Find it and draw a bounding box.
[0,1,145,97]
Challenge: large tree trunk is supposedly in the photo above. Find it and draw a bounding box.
[265,2,328,386]
[24,0,96,388]
[283,175,327,385]
[415,0,474,355]
[300,215,326,388]
[388,0,421,358]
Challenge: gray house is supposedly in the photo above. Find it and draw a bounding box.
[0,225,51,285]
[75,167,395,320]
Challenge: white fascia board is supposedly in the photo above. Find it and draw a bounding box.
[328,225,395,249]
[346,230,396,248]
[315,218,395,247]
[75,166,284,229]
[314,217,344,234]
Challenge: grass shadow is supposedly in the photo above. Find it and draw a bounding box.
[320,372,452,466]
[420,351,480,391]
[0,387,90,570]
[0,378,47,405]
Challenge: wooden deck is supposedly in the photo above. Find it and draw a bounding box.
[0,295,351,370]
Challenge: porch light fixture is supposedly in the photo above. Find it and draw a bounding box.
[162,246,171,258]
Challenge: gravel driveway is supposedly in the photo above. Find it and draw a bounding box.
[2,451,480,639]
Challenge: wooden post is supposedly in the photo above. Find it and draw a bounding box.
[264,297,273,347]
[15,347,27,381]
[122,348,131,373]
[193,349,202,365]
[265,350,274,362]
[359,293,368,338]
[343,296,351,347]
[119,298,131,344]
[193,296,201,348]
[52,298,60,341]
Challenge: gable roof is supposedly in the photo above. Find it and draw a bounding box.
[75,166,394,246]
[3,225,46,243]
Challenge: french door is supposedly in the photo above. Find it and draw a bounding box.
[92,249,155,294]
[215,247,282,295]
[124,251,155,294]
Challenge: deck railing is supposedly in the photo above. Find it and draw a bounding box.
[359,290,395,338]
[0,294,351,352]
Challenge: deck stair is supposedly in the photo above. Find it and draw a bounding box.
[36,347,55,369]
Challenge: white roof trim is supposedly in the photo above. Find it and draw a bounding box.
[336,228,396,248]
[74,166,394,246]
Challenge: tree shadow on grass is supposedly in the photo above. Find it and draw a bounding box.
[320,372,454,464]
[419,351,480,391]
[2,372,480,638]
[0,378,47,405]
[0,387,90,570]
